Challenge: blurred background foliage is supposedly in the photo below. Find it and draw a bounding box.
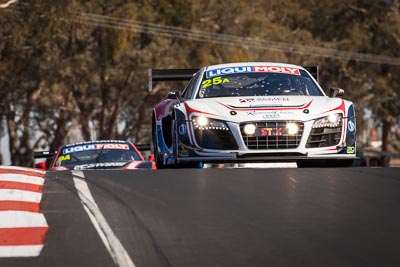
[0,0,399,166]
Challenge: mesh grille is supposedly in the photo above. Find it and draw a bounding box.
[240,121,303,150]
[194,129,238,150]
[306,126,342,148]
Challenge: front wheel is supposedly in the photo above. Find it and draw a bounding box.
[172,120,203,169]
[152,119,165,169]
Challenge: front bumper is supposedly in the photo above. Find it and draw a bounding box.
[174,118,356,164]
[175,151,357,164]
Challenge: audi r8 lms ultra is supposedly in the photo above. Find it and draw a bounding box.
[150,62,357,168]
[34,140,156,170]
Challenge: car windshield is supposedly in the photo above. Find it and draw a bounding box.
[54,143,142,169]
[197,69,323,98]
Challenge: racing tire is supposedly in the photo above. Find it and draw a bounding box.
[171,120,203,169]
[152,118,166,169]
[152,117,182,169]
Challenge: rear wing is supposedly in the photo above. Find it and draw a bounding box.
[148,68,198,91]
[134,143,154,162]
[304,66,318,81]
[148,66,318,91]
[134,143,152,151]
[34,150,57,170]
[34,150,58,159]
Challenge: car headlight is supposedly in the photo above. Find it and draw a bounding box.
[243,124,256,135]
[192,116,229,130]
[286,122,299,135]
[312,113,342,128]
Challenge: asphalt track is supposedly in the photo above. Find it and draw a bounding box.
[1,167,400,267]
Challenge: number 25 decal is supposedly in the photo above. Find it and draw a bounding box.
[202,77,230,88]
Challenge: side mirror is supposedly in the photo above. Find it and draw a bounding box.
[329,87,345,97]
[35,162,47,170]
[167,90,183,103]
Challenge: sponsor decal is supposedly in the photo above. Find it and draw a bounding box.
[201,77,230,88]
[57,155,71,162]
[198,88,206,98]
[253,66,300,75]
[178,145,189,157]
[348,120,355,132]
[63,144,95,154]
[74,162,126,170]
[250,104,283,108]
[63,144,129,154]
[278,110,296,115]
[247,111,288,117]
[239,98,255,103]
[206,66,253,78]
[347,146,355,154]
[238,97,291,103]
[263,113,280,119]
[256,97,289,102]
[218,100,312,111]
[64,140,127,147]
[260,127,283,136]
[345,104,356,146]
[206,66,300,78]
[178,123,187,135]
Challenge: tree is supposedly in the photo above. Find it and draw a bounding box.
[305,0,400,161]
[0,0,57,166]
[1,0,399,166]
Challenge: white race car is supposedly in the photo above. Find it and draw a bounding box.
[150,62,357,168]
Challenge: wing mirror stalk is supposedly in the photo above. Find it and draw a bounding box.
[35,162,47,170]
[329,87,345,97]
[167,90,184,103]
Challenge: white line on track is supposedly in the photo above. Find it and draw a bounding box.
[72,171,136,267]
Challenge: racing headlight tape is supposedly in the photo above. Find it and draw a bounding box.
[192,116,229,130]
[313,113,342,128]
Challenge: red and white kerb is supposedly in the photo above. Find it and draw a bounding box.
[0,166,48,257]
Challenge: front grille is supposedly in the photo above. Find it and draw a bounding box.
[306,126,342,148]
[240,121,304,150]
[194,129,238,150]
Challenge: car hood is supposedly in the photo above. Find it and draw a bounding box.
[183,96,346,122]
